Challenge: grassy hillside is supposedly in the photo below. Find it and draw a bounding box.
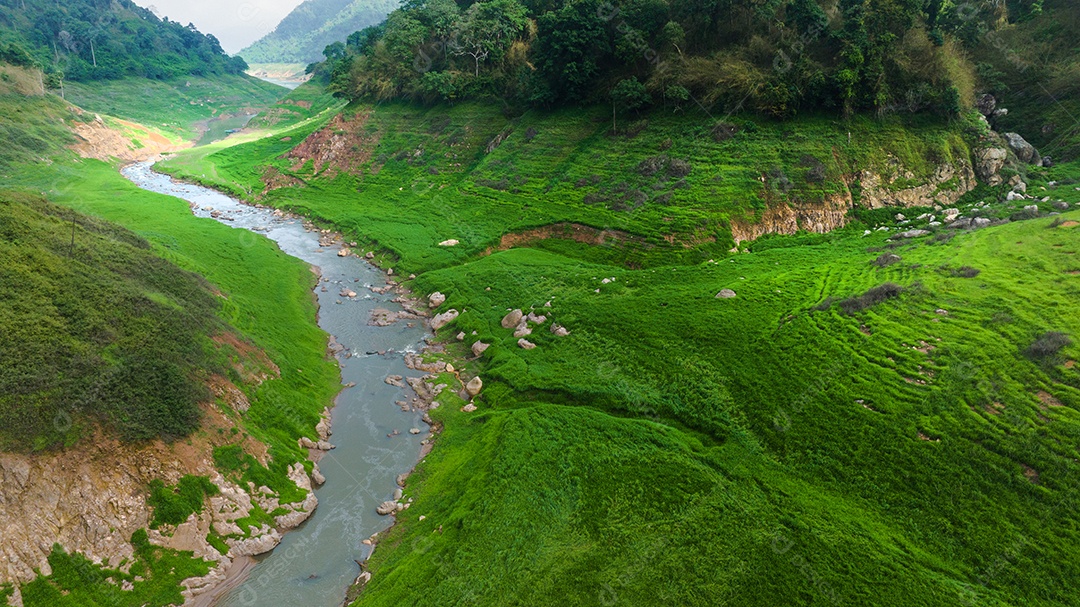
[163,86,1080,605]
[159,101,980,274]
[64,75,287,140]
[1,66,340,603]
[0,189,226,450]
[240,0,400,64]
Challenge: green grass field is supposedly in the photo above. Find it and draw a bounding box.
[64,75,287,140]
[161,97,1080,605]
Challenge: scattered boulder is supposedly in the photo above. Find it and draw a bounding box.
[1006,190,1025,201]
[1053,201,1070,211]
[338,248,350,257]
[972,217,992,228]
[501,309,524,329]
[527,312,547,324]
[976,94,996,117]
[513,323,532,338]
[716,289,737,299]
[428,292,446,307]
[1013,181,1028,194]
[456,331,466,341]
[409,428,421,435]
[438,239,460,247]
[1004,132,1041,165]
[430,309,459,330]
[471,341,490,356]
[365,252,375,259]
[466,376,483,397]
[1024,204,1040,215]
[518,338,537,350]
[899,229,931,239]
[947,218,973,229]
[973,146,1008,186]
[376,501,397,516]
[550,324,570,337]
[462,403,478,413]
[385,375,405,388]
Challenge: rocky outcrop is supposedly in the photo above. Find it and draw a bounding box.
[731,190,851,244]
[0,412,318,605]
[731,157,976,244]
[1003,132,1041,165]
[857,160,977,209]
[974,145,1008,186]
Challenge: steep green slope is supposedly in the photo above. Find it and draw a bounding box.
[240,0,400,64]
[0,189,225,450]
[0,0,247,81]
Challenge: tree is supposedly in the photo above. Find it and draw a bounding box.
[451,0,527,76]
[610,77,650,130]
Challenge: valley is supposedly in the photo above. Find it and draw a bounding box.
[1,0,1079,606]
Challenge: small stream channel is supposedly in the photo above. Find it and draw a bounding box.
[121,161,431,607]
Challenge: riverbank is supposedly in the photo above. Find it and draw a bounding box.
[124,160,467,607]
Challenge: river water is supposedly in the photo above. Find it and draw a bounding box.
[121,161,430,607]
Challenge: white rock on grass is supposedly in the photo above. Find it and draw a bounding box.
[501,309,524,329]
[518,338,537,350]
[716,289,737,299]
[438,239,460,247]
[466,376,483,397]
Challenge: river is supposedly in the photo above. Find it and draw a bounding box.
[121,161,430,607]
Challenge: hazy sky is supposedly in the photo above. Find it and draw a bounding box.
[132,0,306,54]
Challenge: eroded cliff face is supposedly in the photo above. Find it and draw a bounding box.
[0,391,320,607]
[730,157,978,244]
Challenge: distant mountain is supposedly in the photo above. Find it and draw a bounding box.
[0,0,247,82]
[239,0,400,65]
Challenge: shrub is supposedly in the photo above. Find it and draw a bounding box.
[667,158,692,178]
[837,283,904,315]
[148,476,219,528]
[952,266,981,278]
[1024,332,1071,362]
[638,155,668,176]
[872,253,902,267]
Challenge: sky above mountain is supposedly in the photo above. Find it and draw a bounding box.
[133,0,305,53]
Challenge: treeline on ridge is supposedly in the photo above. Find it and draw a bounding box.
[314,0,1048,118]
[0,0,248,83]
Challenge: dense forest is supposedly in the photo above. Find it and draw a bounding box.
[0,0,248,82]
[316,0,1049,118]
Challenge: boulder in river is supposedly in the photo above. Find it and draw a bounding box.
[376,501,397,515]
